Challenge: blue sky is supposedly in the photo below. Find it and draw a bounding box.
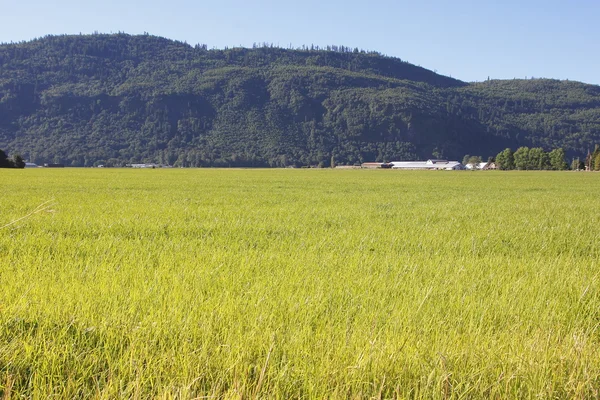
[2,0,598,84]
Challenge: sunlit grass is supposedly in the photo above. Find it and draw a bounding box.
[1,169,599,398]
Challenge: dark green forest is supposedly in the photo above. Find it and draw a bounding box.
[1,33,599,167]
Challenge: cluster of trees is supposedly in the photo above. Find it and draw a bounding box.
[0,149,25,168]
[494,147,569,170]
[1,34,600,167]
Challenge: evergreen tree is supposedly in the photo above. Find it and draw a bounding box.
[592,145,600,171]
[585,150,593,171]
[594,151,600,171]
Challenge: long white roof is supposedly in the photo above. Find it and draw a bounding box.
[390,160,463,170]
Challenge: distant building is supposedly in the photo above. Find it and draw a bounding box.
[127,163,160,168]
[43,163,65,168]
[389,159,464,170]
[466,162,496,170]
[361,162,383,169]
[25,162,39,168]
[360,162,393,169]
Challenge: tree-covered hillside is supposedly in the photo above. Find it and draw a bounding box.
[1,33,599,166]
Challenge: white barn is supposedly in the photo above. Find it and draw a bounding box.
[390,159,464,170]
[465,162,496,170]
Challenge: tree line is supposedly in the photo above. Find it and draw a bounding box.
[494,147,572,170]
[0,150,25,168]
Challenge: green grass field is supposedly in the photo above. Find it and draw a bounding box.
[1,169,599,399]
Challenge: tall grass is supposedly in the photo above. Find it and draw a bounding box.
[1,169,599,398]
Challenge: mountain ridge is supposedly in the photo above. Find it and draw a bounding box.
[1,33,599,166]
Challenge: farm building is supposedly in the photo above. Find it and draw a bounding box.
[389,159,464,170]
[465,161,497,170]
[128,163,160,168]
[25,162,39,168]
[360,162,393,169]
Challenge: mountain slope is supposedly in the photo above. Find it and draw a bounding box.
[1,34,599,166]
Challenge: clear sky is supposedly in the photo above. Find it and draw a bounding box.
[2,0,598,84]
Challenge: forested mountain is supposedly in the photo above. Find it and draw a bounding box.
[1,33,599,167]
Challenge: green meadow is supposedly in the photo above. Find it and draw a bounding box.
[1,169,599,399]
